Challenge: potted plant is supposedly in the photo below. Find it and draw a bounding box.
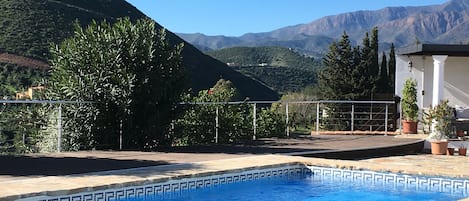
[458,145,467,156]
[427,100,453,155]
[401,78,419,134]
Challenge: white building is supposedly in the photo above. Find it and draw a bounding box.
[395,44,469,110]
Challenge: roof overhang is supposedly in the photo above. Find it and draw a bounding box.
[397,44,469,57]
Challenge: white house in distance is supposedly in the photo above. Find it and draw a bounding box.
[395,44,469,110]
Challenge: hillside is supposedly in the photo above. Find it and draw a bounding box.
[0,0,278,100]
[178,0,469,56]
[207,46,322,93]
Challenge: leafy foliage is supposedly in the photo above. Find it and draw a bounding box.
[402,78,418,121]
[256,105,287,138]
[0,63,47,97]
[47,18,186,150]
[174,79,253,145]
[277,89,319,132]
[319,27,394,100]
[173,79,287,145]
[387,43,397,94]
[0,103,54,154]
[318,28,396,130]
[319,32,357,100]
[427,100,453,141]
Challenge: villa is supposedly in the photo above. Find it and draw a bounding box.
[395,44,469,109]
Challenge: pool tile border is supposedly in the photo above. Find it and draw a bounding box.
[309,166,469,196]
[17,159,469,201]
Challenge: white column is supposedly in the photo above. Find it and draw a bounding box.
[432,55,448,107]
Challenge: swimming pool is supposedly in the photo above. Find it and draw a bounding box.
[119,167,466,201]
[29,165,468,201]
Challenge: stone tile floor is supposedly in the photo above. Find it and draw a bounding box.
[1,135,468,200]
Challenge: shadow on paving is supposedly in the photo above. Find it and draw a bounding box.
[0,155,169,177]
[154,138,329,154]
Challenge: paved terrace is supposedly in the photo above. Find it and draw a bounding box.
[0,135,468,200]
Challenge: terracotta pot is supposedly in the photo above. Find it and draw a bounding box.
[459,148,467,156]
[431,141,448,155]
[402,120,418,134]
[457,130,465,137]
[447,148,455,155]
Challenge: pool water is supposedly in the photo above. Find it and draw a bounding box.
[123,174,465,201]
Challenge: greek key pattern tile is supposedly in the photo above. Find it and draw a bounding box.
[308,166,469,196]
[29,165,307,201]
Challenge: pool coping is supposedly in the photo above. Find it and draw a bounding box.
[3,153,469,201]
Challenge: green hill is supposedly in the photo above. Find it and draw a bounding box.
[0,0,278,100]
[207,46,322,93]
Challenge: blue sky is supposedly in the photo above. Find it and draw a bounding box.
[126,0,448,37]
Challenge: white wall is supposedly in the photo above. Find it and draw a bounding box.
[396,55,469,109]
[445,57,469,107]
[395,55,425,109]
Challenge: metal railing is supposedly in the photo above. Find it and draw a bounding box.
[0,100,92,153]
[177,100,397,142]
[0,99,397,153]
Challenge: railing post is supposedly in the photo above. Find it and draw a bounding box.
[399,101,402,135]
[216,106,219,143]
[119,119,123,150]
[285,103,289,137]
[351,104,354,132]
[316,102,320,135]
[57,104,62,153]
[252,103,256,140]
[369,102,373,132]
[385,104,389,136]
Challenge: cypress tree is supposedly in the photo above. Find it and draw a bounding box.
[376,51,390,93]
[370,27,380,77]
[388,43,396,94]
[352,32,374,100]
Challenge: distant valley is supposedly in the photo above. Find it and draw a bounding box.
[207,46,322,93]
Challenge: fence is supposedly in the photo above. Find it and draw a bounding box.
[0,100,398,153]
[0,100,91,153]
[176,100,398,141]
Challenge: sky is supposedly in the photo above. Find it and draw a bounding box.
[126,0,448,37]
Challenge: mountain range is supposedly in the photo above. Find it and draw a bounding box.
[0,0,279,100]
[178,0,469,56]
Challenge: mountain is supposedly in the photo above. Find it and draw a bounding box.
[207,46,321,93]
[178,0,469,56]
[0,0,279,100]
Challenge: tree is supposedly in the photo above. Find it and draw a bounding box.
[319,32,356,100]
[376,51,390,93]
[369,27,380,77]
[388,43,396,94]
[47,18,186,150]
[350,32,374,99]
[174,79,252,145]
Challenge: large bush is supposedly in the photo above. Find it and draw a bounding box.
[47,18,186,150]
[173,79,253,145]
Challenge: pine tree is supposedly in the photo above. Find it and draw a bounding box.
[319,32,355,100]
[388,43,396,94]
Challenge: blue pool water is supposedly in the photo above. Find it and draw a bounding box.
[123,174,465,201]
